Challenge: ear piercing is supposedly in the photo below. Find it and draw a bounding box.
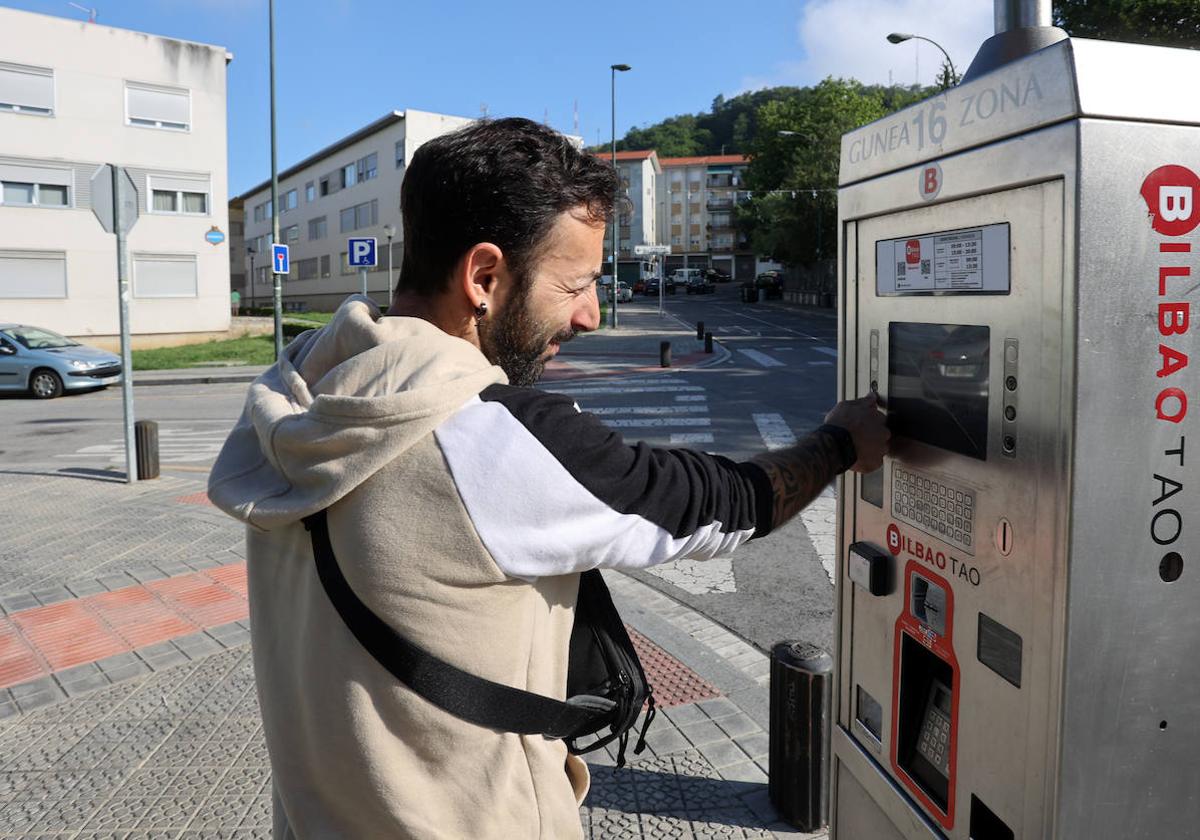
[474,302,488,327]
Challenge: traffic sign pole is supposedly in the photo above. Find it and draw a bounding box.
[359,267,367,297]
[112,166,137,485]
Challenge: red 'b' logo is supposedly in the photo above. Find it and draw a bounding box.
[1141,165,1200,237]
[905,240,921,265]
[886,523,902,555]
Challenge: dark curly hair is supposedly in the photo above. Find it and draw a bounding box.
[397,117,618,297]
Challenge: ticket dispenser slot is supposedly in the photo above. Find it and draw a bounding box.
[893,564,959,828]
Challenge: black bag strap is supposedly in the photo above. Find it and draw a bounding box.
[302,509,612,739]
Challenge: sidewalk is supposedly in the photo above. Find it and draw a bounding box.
[0,469,825,839]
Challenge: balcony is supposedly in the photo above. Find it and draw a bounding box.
[706,197,734,211]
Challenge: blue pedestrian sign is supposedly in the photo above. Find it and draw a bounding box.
[271,243,289,275]
[348,237,377,267]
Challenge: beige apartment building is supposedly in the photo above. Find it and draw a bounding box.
[0,7,231,346]
[599,149,661,259]
[657,154,754,280]
[236,110,472,312]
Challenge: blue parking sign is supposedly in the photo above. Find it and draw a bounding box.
[348,237,377,267]
[271,243,290,275]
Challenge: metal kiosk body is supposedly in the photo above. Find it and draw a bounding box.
[830,38,1200,840]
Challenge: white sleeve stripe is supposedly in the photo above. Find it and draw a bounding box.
[435,396,754,580]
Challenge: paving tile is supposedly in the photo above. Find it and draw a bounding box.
[640,811,696,838]
[716,713,761,740]
[81,796,158,831]
[32,586,74,606]
[238,795,272,828]
[679,719,727,748]
[136,794,204,830]
[646,726,691,757]
[664,703,709,727]
[90,588,199,650]
[11,601,128,671]
[172,633,223,659]
[698,739,755,770]
[59,669,113,698]
[734,732,769,762]
[66,580,109,598]
[98,574,137,591]
[697,697,741,721]
[0,594,40,612]
[183,796,254,829]
[127,567,168,584]
[716,760,767,785]
[102,662,152,684]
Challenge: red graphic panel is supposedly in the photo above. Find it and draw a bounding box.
[1141,165,1200,237]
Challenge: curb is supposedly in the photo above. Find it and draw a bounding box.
[134,373,261,387]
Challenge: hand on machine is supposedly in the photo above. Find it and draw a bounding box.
[824,389,890,474]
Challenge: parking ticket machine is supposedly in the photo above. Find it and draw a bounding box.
[831,17,1200,840]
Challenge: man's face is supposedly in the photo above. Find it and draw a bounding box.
[481,209,605,386]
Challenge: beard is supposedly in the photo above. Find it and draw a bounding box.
[480,287,576,387]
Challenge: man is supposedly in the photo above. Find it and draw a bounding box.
[208,118,888,839]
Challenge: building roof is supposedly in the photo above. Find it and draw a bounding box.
[659,154,750,168]
[235,111,408,201]
[592,149,657,162]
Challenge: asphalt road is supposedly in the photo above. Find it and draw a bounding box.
[2,285,844,653]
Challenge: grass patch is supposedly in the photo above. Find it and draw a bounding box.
[132,335,279,370]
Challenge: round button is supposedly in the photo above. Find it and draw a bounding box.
[1004,405,1016,421]
[1005,344,1018,364]
[1005,375,1018,391]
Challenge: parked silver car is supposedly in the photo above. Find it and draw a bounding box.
[0,324,122,399]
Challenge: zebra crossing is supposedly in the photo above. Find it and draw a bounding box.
[543,376,716,446]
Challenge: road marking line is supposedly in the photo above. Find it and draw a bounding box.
[813,346,838,358]
[807,361,834,367]
[738,349,785,368]
[753,413,797,450]
[670,433,715,444]
[713,306,824,341]
[588,405,708,416]
[604,417,711,428]
[550,385,705,396]
[675,395,707,402]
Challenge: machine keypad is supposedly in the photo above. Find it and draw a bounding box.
[917,704,953,776]
[891,467,976,556]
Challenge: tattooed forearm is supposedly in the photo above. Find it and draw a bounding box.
[750,430,844,530]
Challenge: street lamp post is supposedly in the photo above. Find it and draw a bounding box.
[245,246,255,310]
[886,32,958,87]
[383,223,396,310]
[268,0,282,358]
[610,63,630,329]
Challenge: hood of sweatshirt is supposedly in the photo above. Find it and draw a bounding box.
[207,295,506,530]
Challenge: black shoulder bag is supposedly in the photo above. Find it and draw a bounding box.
[301,510,657,766]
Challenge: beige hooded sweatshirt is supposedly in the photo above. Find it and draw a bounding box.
[208,296,771,839]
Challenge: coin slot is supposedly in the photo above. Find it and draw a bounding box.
[1159,552,1183,583]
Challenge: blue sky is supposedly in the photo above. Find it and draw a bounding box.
[2,0,992,195]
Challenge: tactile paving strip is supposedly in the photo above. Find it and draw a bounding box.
[626,625,721,708]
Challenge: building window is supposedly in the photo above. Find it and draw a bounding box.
[319,176,330,197]
[0,250,66,298]
[256,265,269,285]
[148,175,209,215]
[670,204,681,217]
[253,200,272,223]
[320,254,331,278]
[305,181,315,202]
[395,141,404,169]
[133,253,197,298]
[0,62,54,116]
[1,181,67,207]
[340,199,377,233]
[342,163,356,189]
[125,81,190,131]
[283,225,299,243]
[671,235,681,246]
[308,216,327,240]
[356,152,378,183]
[231,221,243,236]
[283,189,298,212]
[340,252,352,275]
[297,257,318,281]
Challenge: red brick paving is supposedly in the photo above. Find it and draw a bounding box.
[2,560,721,715]
[174,491,214,506]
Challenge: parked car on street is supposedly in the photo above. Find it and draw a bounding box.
[0,324,122,399]
[609,281,633,303]
[685,276,715,295]
[755,271,784,300]
[671,268,702,287]
[704,268,731,284]
[644,278,660,295]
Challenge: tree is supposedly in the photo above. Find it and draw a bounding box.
[1054,0,1200,49]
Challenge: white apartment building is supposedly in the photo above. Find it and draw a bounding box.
[598,150,660,259]
[0,8,231,347]
[656,155,755,280]
[236,110,473,311]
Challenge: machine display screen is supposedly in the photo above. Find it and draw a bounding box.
[888,323,990,460]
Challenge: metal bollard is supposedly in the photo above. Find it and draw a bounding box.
[696,321,704,341]
[768,641,832,832]
[134,420,160,480]
[704,332,714,354]
[660,341,671,368]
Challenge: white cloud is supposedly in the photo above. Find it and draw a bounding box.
[741,0,994,91]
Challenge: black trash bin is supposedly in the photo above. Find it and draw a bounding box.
[768,640,832,831]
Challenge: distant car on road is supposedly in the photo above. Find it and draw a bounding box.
[0,324,122,399]
[685,276,715,295]
[609,281,633,303]
[755,271,784,300]
[644,278,660,295]
[704,268,731,284]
